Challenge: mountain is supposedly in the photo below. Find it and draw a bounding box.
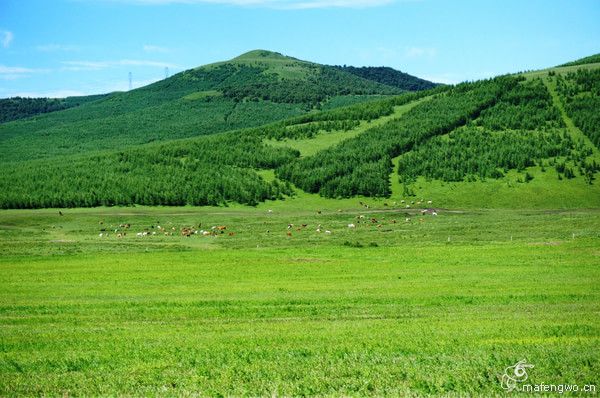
[0,53,598,209]
[0,50,421,162]
[333,65,439,91]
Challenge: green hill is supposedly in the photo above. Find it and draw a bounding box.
[0,50,410,162]
[0,54,598,209]
[333,65,439,91]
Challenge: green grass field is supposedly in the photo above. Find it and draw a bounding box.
[1,204,599,396]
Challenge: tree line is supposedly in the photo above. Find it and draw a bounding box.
[0,87,447,209]
[256,87,449,141]
[0,95,108,124]
[0,133,297,208]
[3,72,598,208]
[555,69,600,148]
[333,66,439,91]
[397,127,574,183]
[276,77,517,198]
[476,78,563,130]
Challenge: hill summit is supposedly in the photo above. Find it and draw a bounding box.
[232,49,292,61]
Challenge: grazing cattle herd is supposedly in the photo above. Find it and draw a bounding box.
[92,200,439,240]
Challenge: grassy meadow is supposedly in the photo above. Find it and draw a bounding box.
[1,201,599,396]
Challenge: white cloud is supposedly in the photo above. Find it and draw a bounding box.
[423,69,505,85]
[1,31,13,48]
[98,0,396,8]
[143,44,170,53]
[281,0,393,9]
[61,61,109,71]
[61,59,177,71]
[0,64,49,80]
[119,59,175,68]
[0,65,37,74]
[0,74,25,81]
[36,44,80,52]
[2,77,164,99]
[405,46,437,58]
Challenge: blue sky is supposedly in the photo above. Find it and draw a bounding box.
[0,0,599,98]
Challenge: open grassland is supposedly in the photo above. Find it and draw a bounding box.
[393,165,600,209]
[1,205,599,396]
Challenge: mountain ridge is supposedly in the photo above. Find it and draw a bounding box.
[0,50,436,125]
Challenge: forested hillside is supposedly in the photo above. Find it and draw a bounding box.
[0,91,432,208]
[555,68,600,147]
[0,54,598,209]
[277,77,514,197]
[0,94,109,123]
[277,74,598,198]
[394,78,577,184]
[0,133,298,208]
[334,66,439,91]
[0,50,410,162]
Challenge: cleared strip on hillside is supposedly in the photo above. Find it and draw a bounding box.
[264,96,433,158]
[276,77,516,198]
[554,68,600,149]
[396,78,584,183]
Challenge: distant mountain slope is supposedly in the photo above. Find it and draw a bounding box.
[559,53,600,67]
[276,69,599,204]
[0,50,406,162]
[0,94,109,123]
[210,50,403,104]
[2,68,599,209]
[334,66,439,91]
[0,91,432,208]
[2,53,598,209]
